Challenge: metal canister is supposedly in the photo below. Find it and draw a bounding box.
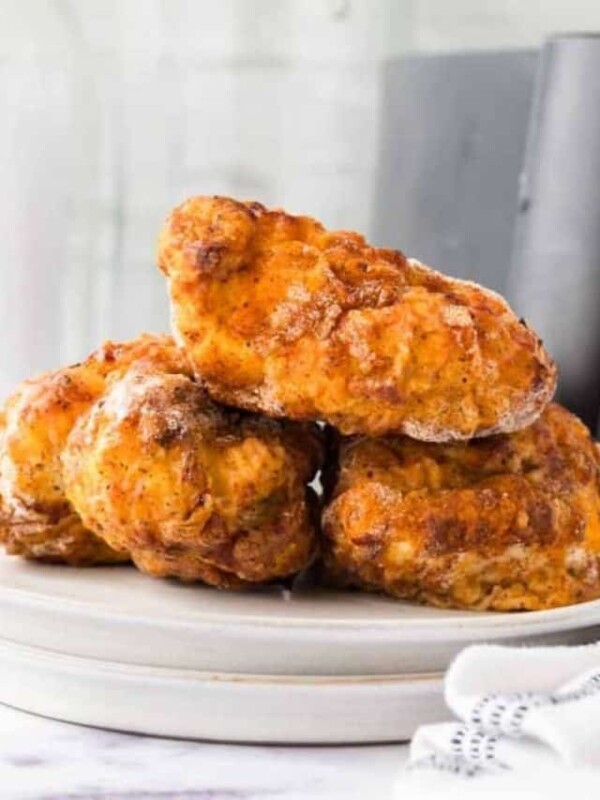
[509,34,600,430]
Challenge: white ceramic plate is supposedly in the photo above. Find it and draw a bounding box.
[0,637,447,743]
[0,554,599,676]
[0,553,599,742]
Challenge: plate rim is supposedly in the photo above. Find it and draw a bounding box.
[0,635,445,684]
[2,570,600,640]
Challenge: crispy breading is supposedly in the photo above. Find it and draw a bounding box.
[0,334,187,564]
[158,196,556,441]
[322,405,600,611]
[62,368,323,587]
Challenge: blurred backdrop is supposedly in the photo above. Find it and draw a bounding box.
[2,0,600,418]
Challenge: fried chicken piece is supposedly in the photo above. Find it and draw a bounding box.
[158,196,556,441]
[62,367,323,587]
[0,334,187,564]
[322,405,600,611]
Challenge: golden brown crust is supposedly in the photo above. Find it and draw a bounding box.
[62,368,323,587]
[0,334,186,565]
[322,405,600,611]
[158,196,556,440]
[1,513,124,566]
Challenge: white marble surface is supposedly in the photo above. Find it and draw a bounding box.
[0,702,407,799]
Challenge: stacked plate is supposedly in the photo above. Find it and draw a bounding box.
[0,553,599,743]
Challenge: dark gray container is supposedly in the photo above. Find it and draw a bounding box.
[509,35,600,430]
[374,51,537,295]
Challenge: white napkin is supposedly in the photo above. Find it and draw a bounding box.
[408,642,600,779]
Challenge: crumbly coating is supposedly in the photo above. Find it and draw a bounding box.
[158,196,556,440]
[62,368,323,587]
[0,335,186,564]
[322,405,600,611]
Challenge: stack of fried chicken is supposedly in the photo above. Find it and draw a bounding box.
[1,196,598,611]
